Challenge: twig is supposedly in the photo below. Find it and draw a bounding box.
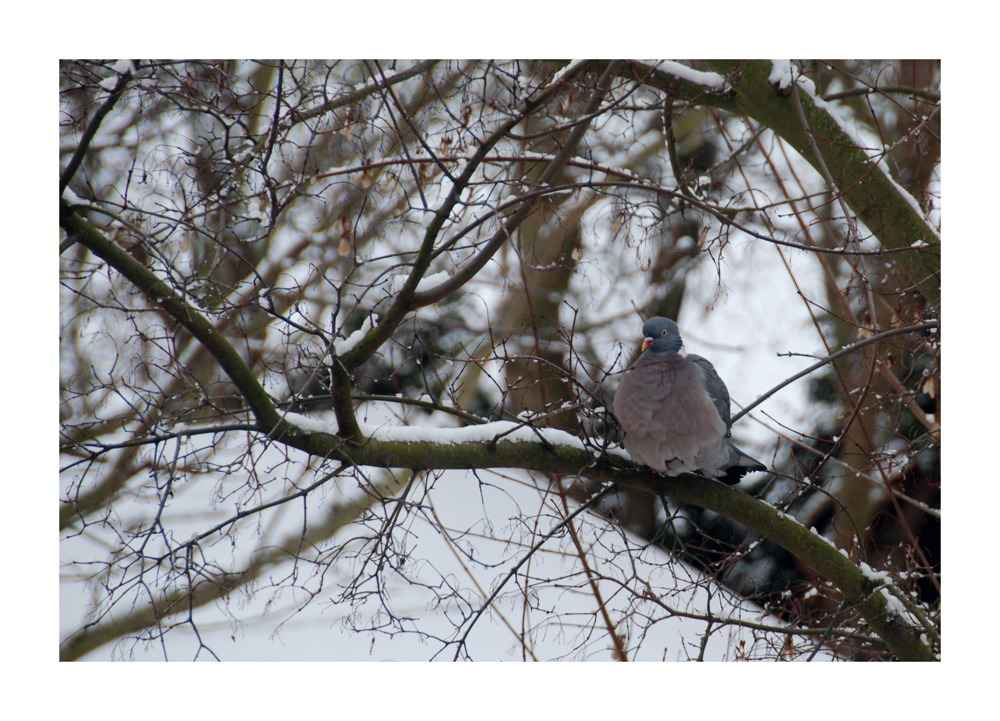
[730,321,938,426]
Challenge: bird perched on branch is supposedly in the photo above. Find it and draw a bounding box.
[613,317,766,485]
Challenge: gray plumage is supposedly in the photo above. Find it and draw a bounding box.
[612,317,766,484]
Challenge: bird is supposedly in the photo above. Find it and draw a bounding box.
[612,316,766,484]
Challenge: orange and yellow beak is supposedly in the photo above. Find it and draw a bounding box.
[641,337,653,352]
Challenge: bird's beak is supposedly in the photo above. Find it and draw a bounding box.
[641,337,653,352]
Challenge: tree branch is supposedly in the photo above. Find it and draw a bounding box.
[730,321,939,426]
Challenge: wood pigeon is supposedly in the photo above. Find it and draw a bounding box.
[612,317,766,484]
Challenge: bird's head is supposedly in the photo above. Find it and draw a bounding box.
[640,316,685,355]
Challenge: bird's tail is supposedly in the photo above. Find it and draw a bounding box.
[718,443,766,485]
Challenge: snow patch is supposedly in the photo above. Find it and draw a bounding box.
[111,59,135,75]
[386,270,451,296]
[61,186,87,205]
[641,60,728,91]
[548,60,585,86]
[768,60,794,90]
[333,314,378,355]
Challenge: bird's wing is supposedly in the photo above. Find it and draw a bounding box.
[687,354,731,427]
